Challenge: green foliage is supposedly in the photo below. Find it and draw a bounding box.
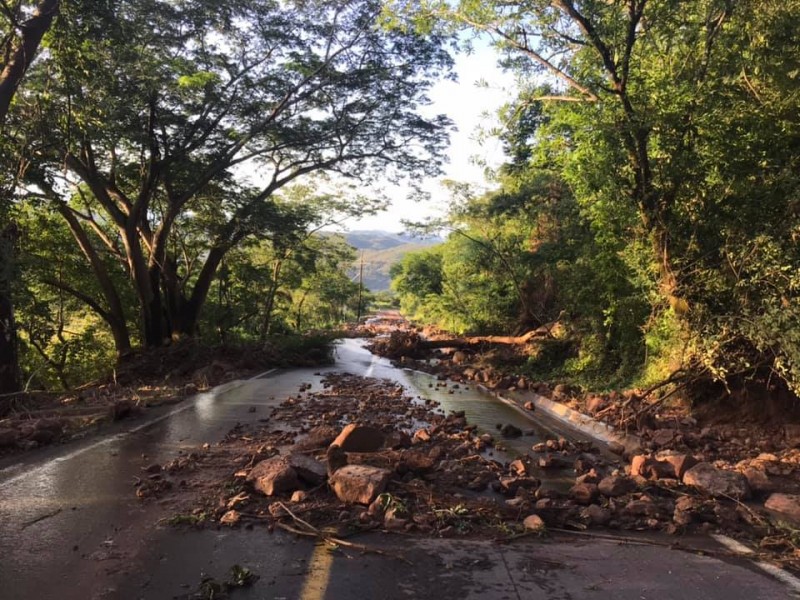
[387,0,800,396]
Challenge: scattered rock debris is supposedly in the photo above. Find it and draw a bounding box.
[142,371,799,570]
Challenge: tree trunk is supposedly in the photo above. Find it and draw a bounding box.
[0,0,60,123]
[0,223,20,397]
[168,246,228,339]
[0,0,62,401]
[260,259,283,341]
[55,201,132,355]
[0,290,20,395]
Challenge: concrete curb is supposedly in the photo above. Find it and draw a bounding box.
[477,384,641,453]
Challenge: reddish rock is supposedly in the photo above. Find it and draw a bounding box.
[220,510,241,526]
[331,424,385,453]
[291,490,309,503]
[329,464,391,505]
[682,462,750,499]
[764,493,800,526]
[523,401,536,411]
[247,457,300,496]
[661,453,698,479]
[287,453,327,485]
[413,429,431,443]
[742,467,774,494]
[509,459,529,476]
[630,455,650,477]
[569,482,599,505]
[630,455,678,480]
[523,514,546,532]
[598,475,636,497]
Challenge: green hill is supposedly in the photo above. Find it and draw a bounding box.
[344,230,440,291]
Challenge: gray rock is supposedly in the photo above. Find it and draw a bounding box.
[682,462,749,499]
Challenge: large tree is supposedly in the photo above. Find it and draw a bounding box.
[0,0,61,395]
[391,0,800,391]
[13,0,451,351]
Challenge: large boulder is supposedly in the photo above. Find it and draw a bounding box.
[682,462,750,499]
[329,464,391,505]
[247,457,300,496]
[287,453,327,485]
[331,424,386,453]
[764,493,800,526]
[598,475,637,497]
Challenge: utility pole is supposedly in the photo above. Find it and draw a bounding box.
[356,250,364,322]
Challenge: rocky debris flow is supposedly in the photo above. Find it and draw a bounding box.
[145,371,800,571]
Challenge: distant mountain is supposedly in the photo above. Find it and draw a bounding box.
[344,230,438,251]
[344,230,441,291]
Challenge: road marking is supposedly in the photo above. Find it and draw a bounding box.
[0,368,278,488]
[712,533,800,596]
[364,353,378,378]
[299,542,335,600]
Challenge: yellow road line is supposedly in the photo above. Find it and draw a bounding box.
[299,542,335,600]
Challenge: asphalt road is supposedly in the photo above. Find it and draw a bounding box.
[0,340,796,599]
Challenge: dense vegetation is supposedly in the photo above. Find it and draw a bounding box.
[0,0,451,393]
[3,0,800,405]
[389,0,800,396]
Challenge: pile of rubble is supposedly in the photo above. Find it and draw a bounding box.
[143,372,800,569]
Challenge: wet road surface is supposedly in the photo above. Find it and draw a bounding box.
[0,340,796,599]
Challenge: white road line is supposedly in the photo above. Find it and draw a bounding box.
[0,368,278,488]
[712,533,800,596]
[364,353,377,378]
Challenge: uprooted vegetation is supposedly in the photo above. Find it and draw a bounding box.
[141,372,800,570]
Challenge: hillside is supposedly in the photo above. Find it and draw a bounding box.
[344,230,441,291]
